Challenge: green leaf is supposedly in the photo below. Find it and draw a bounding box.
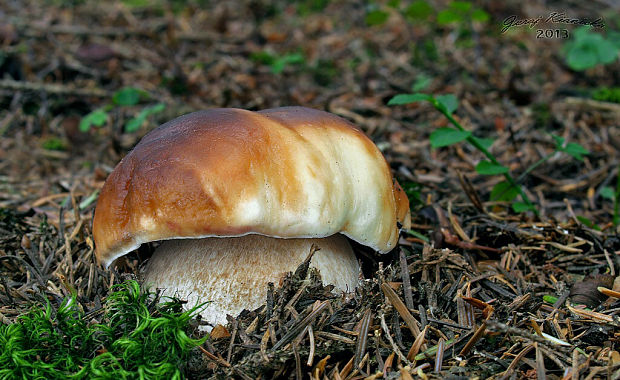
[79,190,100,210]
[562,142,589,161]
[125,103,165,132]
[552,133,588,160]
[414,339,455,361]
[365,9,389,26]
[566,44,599,70]
[429,127,471,148]
[437,9,461,24]
[405,229,429,242]
[608,30,620,50]
[449,1,472,12]
[471,136,494,150]
[577,215,600,230]
[563,27,619,71]
[595,38,619,64]
[512,201,534,213]
[271,53,305,74]
[411,74,432,92]
[572,26,591,40]
[405,0,433,20]
[113,87,141,106]
[250,51,275,64]
[600,186,615,200]
[435,94,458,114]
[471,8,490,22]
[543,295,558,304]
[550,133,565,149]
[387,93,434,105]
[79,109,108,132]
[475,160,508,175]
[490,181,518,201]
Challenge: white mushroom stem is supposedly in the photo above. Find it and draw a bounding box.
[142,234,359,328]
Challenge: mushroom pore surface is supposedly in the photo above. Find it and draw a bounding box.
[142,234,358,328]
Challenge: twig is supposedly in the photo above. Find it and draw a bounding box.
[379,312,410,365]
[500,343,534,379]
[226,317,238,363]
[0,79,110,97]
[272,301,328,351]
[0,255,46,287]
[487,320,572,357]
[18,21,224,42]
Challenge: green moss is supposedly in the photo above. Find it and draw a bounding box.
[592,87,620,104]
[0,281,206,379]
[41,137,67,151]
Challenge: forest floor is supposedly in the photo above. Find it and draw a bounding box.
[1,0,620,378]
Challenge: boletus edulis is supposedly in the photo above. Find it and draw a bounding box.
[93,107,410,328]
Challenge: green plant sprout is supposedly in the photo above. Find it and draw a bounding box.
[0,280,206,379]
[436,1,489,26]
[592,87,620,103]
[250,50,306,74]
[80,87,165,133]
[365,4,390,26]
[41,136,67,151]
[363,0,488,27]
[563,26,620,71]
[388,90,589,215]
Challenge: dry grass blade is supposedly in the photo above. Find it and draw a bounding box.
[354,309,372,368]
[293,345,301,380]
[307,325,315,367]
[456,169,485,212]
[383,352,395,373]
[399,366,415,380]
[311,355,329,379]
[197,346,231,367]
[260,325,271,361]
[434,338,445,373]
[598,286,620,299]
[462,296,494,320]
[314,331,355,344]
[566,304,619,326]
[500,343,534,379]
[459,322,486,357]
[380,282,421,337]
[531,319,543,337]
[399,249,414,310]
[338,356,354,379]
[407,325,428,362]
[571,348,580,380]
[272,300,329,351]
[536,343,546,380]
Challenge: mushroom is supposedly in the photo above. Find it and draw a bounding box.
[93,107,410,328]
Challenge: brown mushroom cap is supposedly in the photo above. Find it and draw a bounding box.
[93,106,411,267]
